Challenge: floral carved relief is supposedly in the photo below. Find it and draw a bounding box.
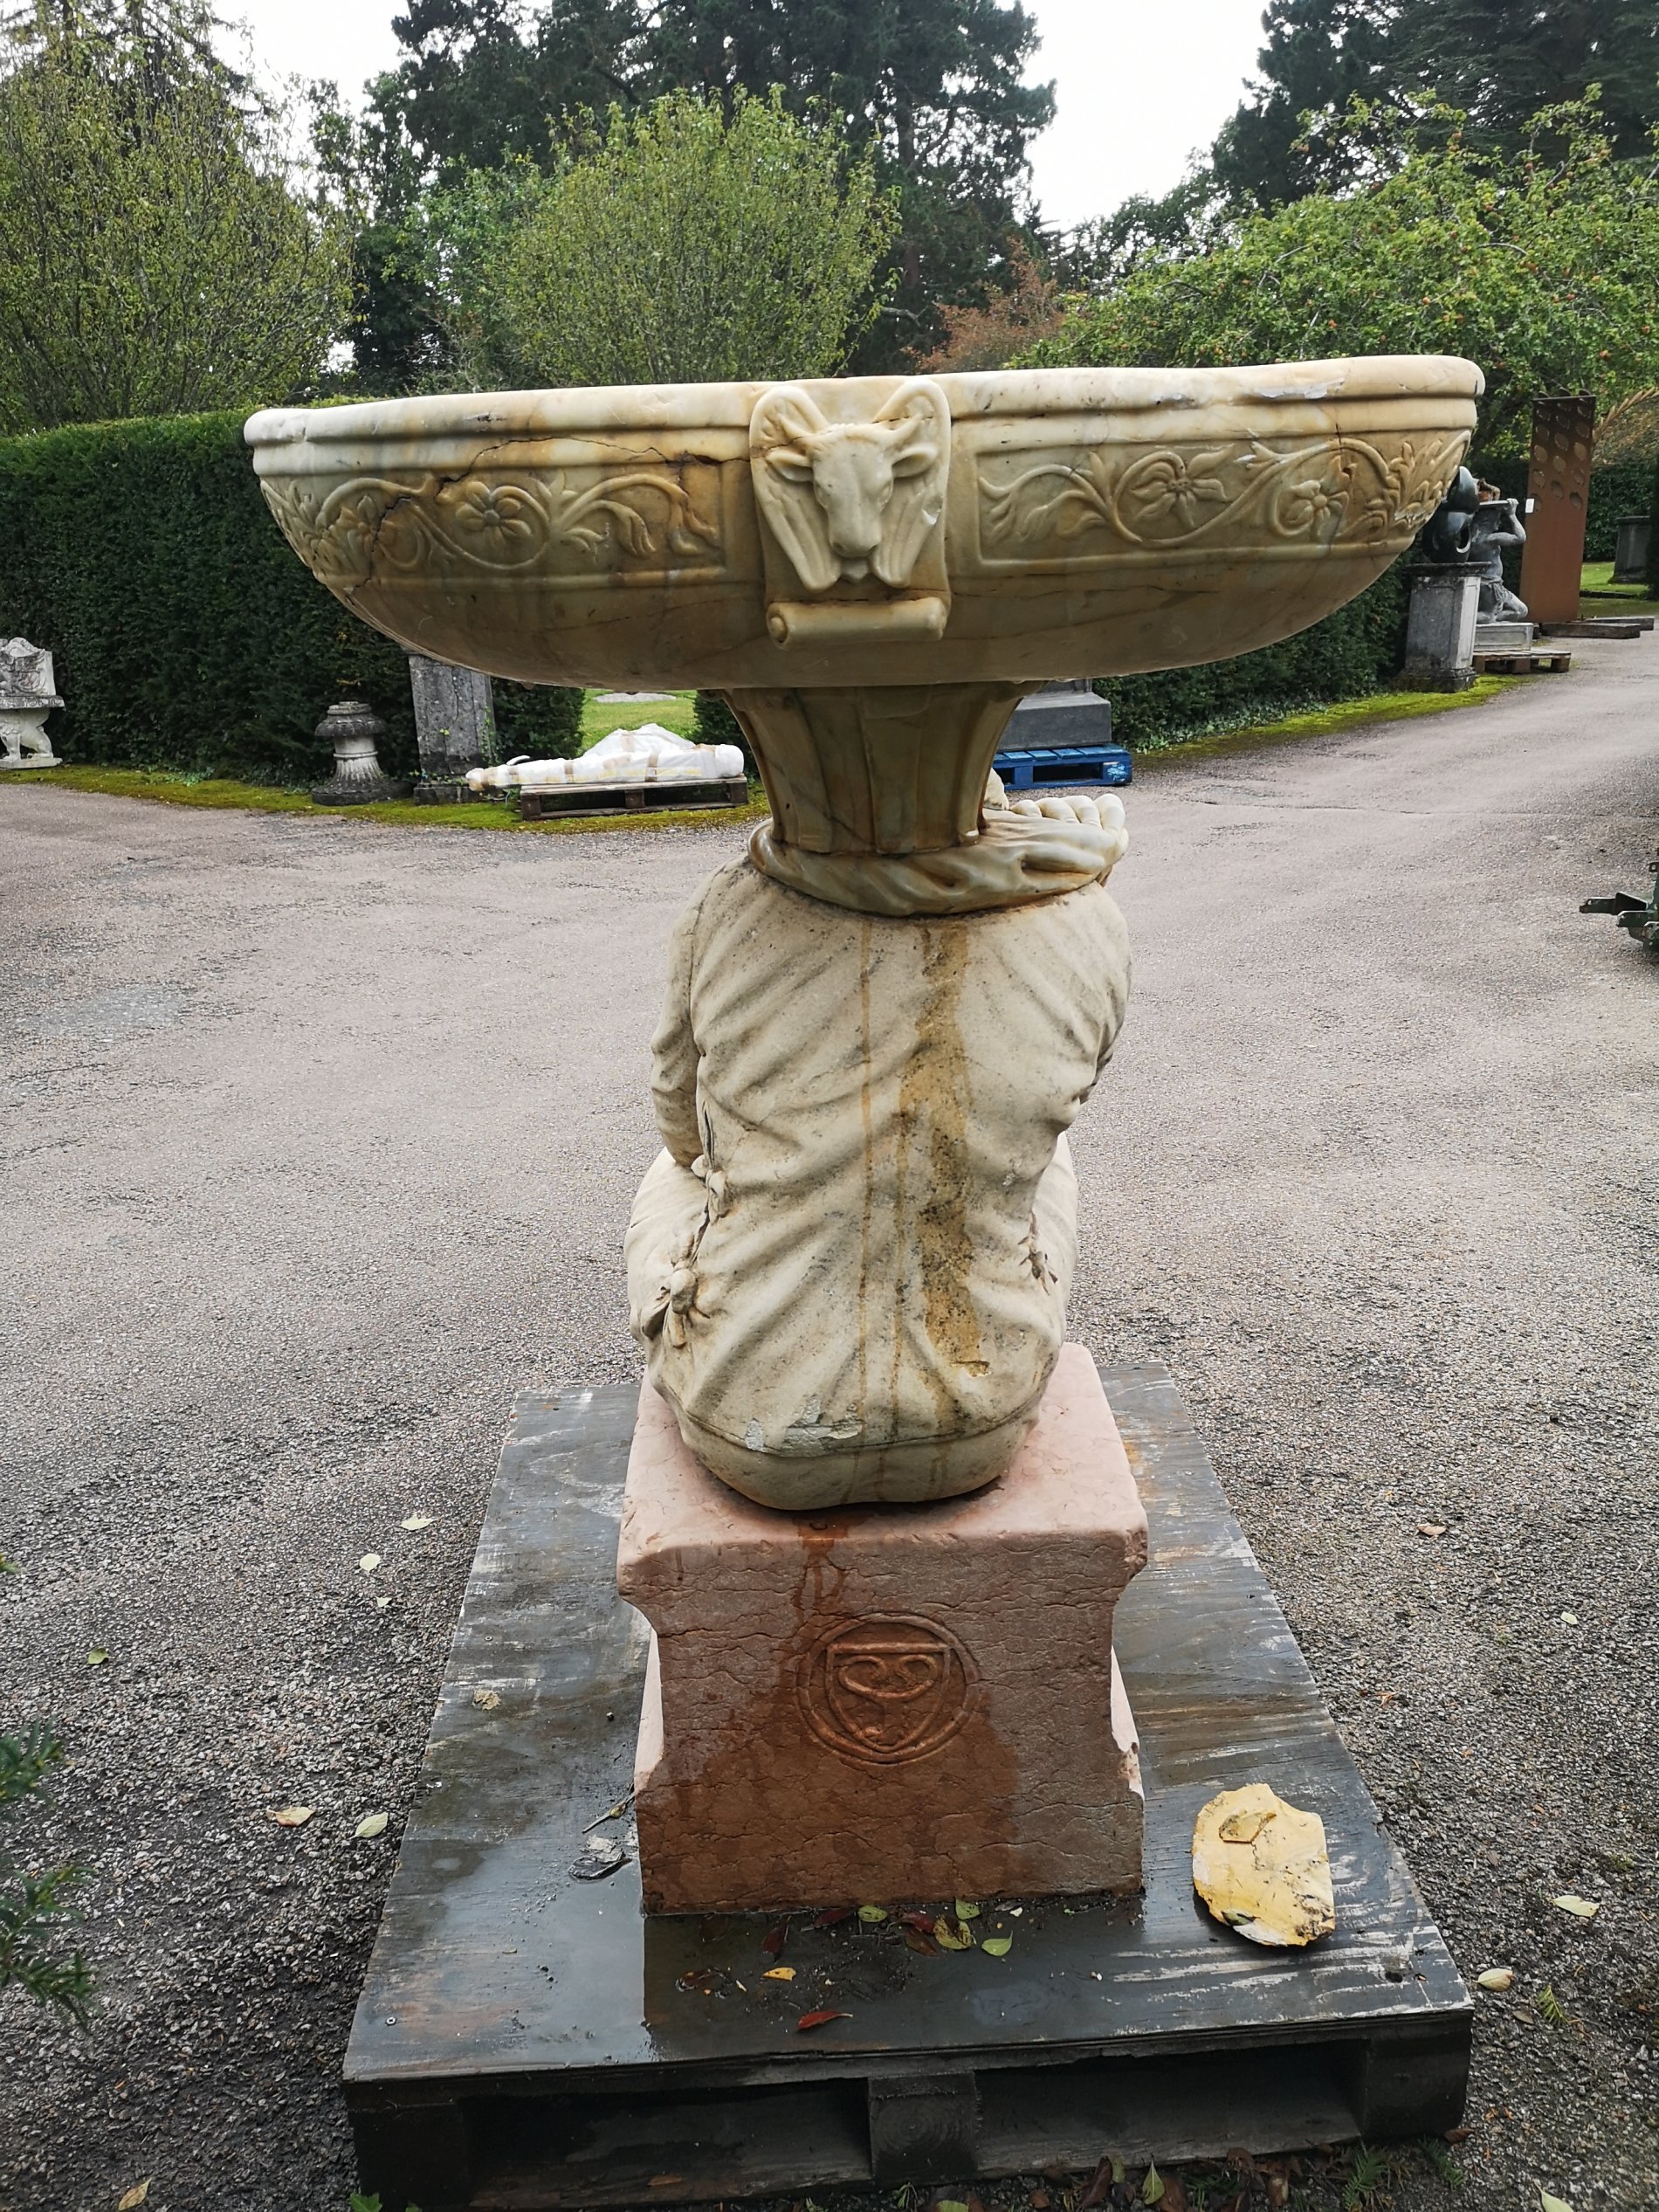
[976,433,1470,564]
[259,463,723,592]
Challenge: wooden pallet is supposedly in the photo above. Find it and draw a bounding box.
[344,1366,1470,2211]
[517,776,749,819]
[1472,650,1573,675]
[1539,618,1653,640]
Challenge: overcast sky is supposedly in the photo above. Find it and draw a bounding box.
[231,0,1269,231]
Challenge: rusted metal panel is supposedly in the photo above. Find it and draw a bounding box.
[346,1367,1470,2209]
[1519,394,1596,623]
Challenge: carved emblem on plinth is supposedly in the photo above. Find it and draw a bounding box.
[797,1613,978,1764]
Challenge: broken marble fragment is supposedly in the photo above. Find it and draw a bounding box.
[1191,1782,1336,1947]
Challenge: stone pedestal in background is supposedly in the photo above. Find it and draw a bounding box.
[618,1344,1147,1914]
[1401,567,1480,691]
[1614,514,1652,585]
[1005,679,1113,748]
[409,653,495,794]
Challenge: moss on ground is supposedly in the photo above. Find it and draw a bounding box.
[1,761,768,835]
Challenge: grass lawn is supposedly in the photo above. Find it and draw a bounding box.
[1580,561,1659,609]
[580,687,699,748]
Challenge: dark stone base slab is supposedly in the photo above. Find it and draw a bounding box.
[346,1366,1470,2210]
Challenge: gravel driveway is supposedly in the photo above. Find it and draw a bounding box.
[2,644,1656,2212]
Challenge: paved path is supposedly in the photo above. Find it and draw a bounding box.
[2,647,1656,2212]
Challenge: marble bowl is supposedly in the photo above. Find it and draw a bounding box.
[246,357,1482,694]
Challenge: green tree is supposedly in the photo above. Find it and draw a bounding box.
[1211,0,1659,207]
[468,89,894,389]
[374,0,639,178]
[1028,101,1659,463]
[0,1721,93,2027]
[355,0,1051,371]
[0,12,348,430]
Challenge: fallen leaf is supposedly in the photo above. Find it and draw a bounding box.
[1477,1967,1514,1990]
[953,1898,981,1919]
[762,1966,795,1981]
[981,1935,1014,1957]
[117,2183,151,2210]
[582,1793,633,1833]
[358,1554,381,1573]
[903,1927,939,1955]
[1539,2194,1573,2212]
[1142,2162,1166,2205]
[795,2008,850,2030]
[812,1906,852,1928]
[857,1904,887,1923]
[86,1649,108,1666]
[1559,1612,1578,1625]
[1193,1784,1335,1947]
[268,1806,315,1827]
[401,1513,433,1530]
[935,2199,970,2211]
[1078,2159,1122,2212]
[472,1688,501,1711]
[1418,1522,1447,1537]
[374,1595,391,1609]
[898,1911,937,1933]
[1551,1893,1599,1919]
[1444,2126,1473,2144]
[1028,2193,1050,2209]
[355,1813,389,1839]
[933,1915,974,1951]
[761,1921,788,1958]
[569,1836,626,1880]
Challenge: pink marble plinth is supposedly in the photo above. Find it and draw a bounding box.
[616,1343,1148,1915]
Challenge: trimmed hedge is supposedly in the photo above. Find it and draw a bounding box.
[0,410,578,782]
[694,568,1411,762]
[1095,566,1409,750]
[1587,463,1656,561]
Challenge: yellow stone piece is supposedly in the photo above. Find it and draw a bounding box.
[1192,1784,1336,1948]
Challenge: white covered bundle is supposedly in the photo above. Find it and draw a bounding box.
[465,723,745,792]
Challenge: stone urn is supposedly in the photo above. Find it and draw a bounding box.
[308,699,411,805]
[250,357,1482,1911]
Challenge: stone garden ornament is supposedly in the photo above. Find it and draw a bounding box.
[251,360,1480,1914]
[250,359,1481,1512]
[0,637,64,768]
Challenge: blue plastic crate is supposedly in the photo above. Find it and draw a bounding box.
[994,742,1132,790]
